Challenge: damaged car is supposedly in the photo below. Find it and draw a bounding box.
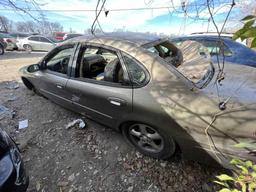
[20,35,256,166]
[0,128,29,192]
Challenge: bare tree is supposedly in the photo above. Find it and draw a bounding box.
[0,16,12,32]
[16,20,64,35]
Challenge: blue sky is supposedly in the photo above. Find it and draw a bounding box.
[0,0,253,35]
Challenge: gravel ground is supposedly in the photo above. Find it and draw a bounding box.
[0,51,221,192]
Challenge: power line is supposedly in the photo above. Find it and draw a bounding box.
[0,4,223,12]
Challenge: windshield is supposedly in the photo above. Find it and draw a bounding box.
[143,40,214,88]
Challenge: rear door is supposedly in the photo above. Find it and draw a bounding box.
[66,43,133,127]
[38,44,77,109]
[27,36,41,50]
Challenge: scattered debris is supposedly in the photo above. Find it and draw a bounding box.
[68,173,75,182]
[65,119,86,129]
[42,119,53,125]
[7,95,17,102]
[5,81,20,89]
[0,105,14,120]
[18,119,28,129]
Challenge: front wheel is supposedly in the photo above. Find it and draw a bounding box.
[122,123,176,159]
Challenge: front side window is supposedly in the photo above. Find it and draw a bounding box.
[45,45,74,75]
[28,37,39,41]
[76,46,125,84]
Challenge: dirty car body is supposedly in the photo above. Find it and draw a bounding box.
[0,128,29,192]
[20,35,256,166]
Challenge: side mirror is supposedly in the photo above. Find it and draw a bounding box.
[27,64,40,72]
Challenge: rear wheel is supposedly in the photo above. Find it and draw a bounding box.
[23,44,32,52]
[0,45,4,55]
[122,122,176,159]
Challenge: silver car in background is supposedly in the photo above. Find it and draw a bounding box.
[17,35,56,52]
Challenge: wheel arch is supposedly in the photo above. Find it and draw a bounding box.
[21,77,34,90]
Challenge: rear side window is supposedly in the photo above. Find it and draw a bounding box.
[123,55,147,86]
[28,37,39,41]
[40,37,51,43]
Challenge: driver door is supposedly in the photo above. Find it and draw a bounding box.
[38,44,77,108]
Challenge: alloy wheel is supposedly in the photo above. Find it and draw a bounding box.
[128,123,164,153]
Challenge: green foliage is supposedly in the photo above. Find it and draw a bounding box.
[215,159,256,192]
[233,15,256,48]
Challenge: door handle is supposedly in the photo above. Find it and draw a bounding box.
[108,97,126,106]
[56,84,63,89]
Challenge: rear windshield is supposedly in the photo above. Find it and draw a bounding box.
[143,40,214,88]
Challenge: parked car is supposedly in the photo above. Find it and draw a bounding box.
[171,35,256,68]
[17,35,57,52]
[0,32,18,51]
[189,32,247,45]
[0,128,29,192]
[63,33,83,41]
[19,35,256,167]
[54,32,66,41]
[0,37,7,55]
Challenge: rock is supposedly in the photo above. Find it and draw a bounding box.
[68,173,75,182]
[135,152,142,158]
[127,186,134,192]
[202,183,212,192]
[160,162,167,168]
[36,181,41,191]
[93,170,98,175]
[57,181,69,187]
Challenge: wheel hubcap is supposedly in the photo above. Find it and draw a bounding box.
[128,124,164,153]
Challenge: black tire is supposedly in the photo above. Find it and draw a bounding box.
[122,122,176,159]
[0,44,4,55]
[23,44,32,52]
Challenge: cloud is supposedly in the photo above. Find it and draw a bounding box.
[0,0,252,34]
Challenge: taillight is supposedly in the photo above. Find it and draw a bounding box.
[6,39,12,43]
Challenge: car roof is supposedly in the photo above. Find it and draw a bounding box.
[66,32,162,47]
[172,35,232,40]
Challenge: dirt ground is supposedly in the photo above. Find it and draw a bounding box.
[0,51,221,192]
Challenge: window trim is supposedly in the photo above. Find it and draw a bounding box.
[70,42,133,88]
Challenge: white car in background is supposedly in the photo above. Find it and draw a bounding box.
[17,35,57,52]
